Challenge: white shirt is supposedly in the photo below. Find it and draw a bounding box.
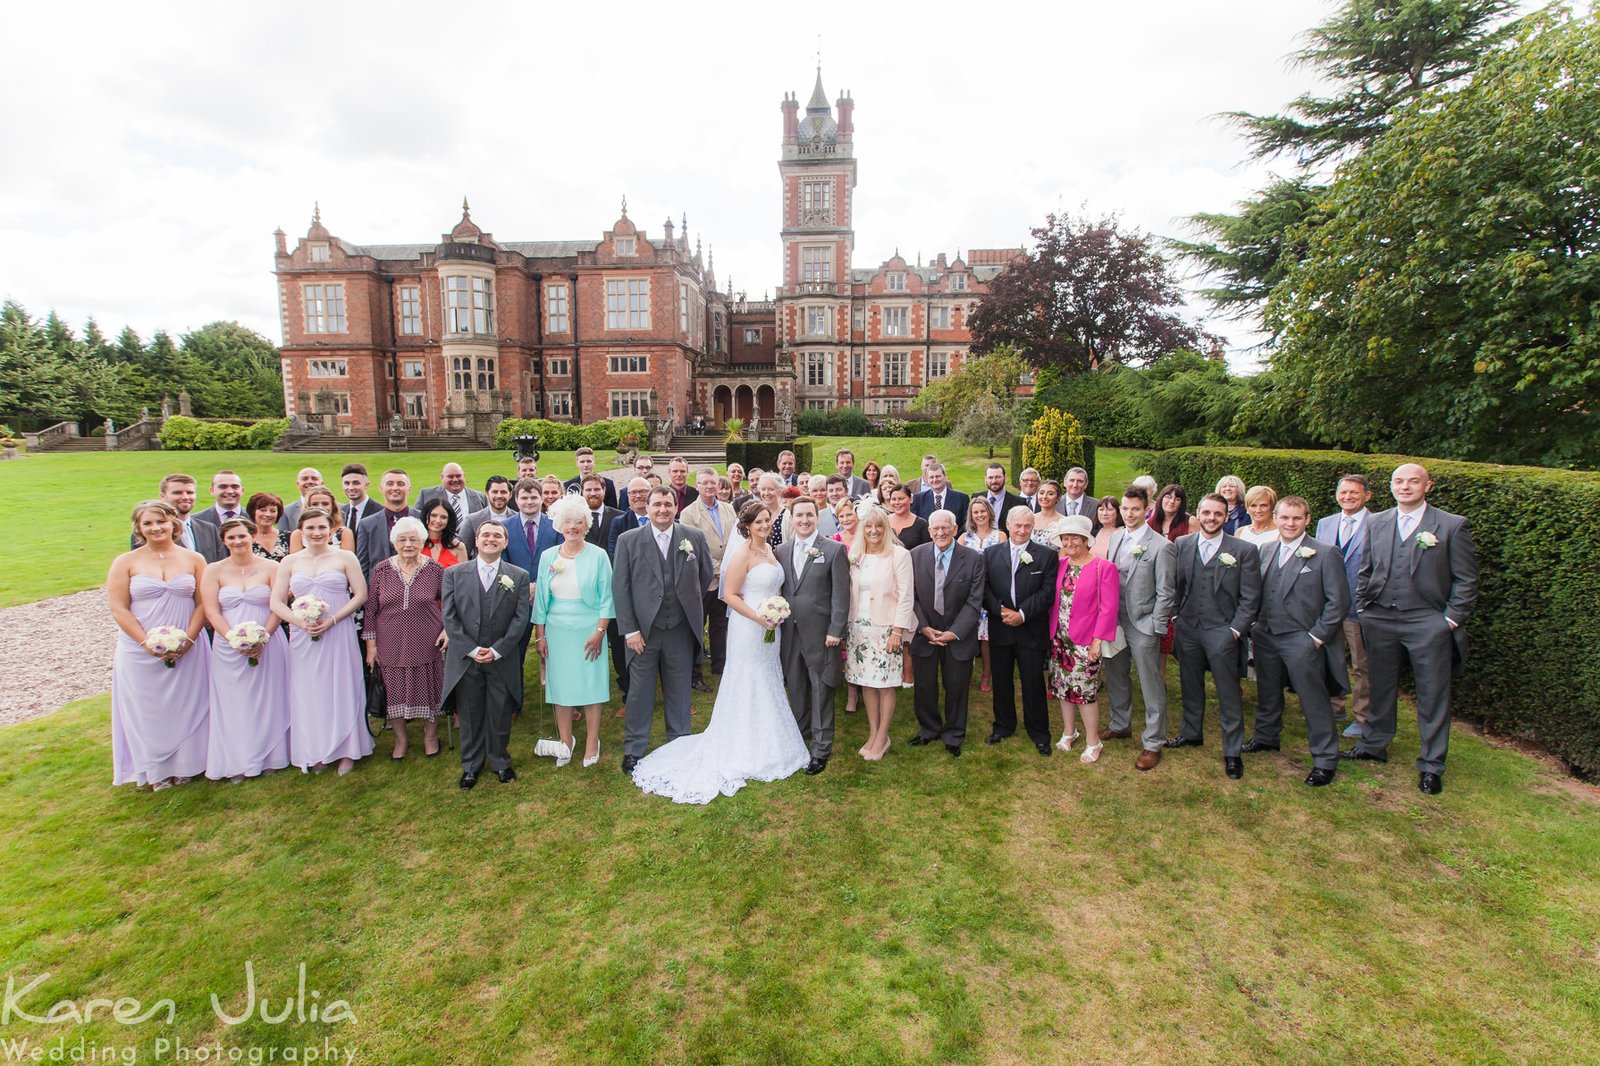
[654,525,672,558]
[1397,503,1427,541]
[474,559,503,659]
[1276,534,1306,568]
[1117,523,1148,564]
[793,534,816,573]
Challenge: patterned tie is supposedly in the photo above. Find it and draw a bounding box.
[525,519,538,559]
[934,550,948,614]
[1200,538,1215,566]
[452,493,467,530]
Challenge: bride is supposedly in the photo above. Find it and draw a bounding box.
[633,502,810,804]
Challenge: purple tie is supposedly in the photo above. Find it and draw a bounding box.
[525,519,538,558]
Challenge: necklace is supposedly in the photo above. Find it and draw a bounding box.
[559,543,583,559]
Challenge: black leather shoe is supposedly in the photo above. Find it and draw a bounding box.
[458,771,478,790]
[945,744,961,758]
[1305,767,1337,787]
[804,757,828,776]
[1419,771,1443,795]
[495,766,517,784]
[1241,740,1279,753]
[1224,756,1243,779]
[1338,747,1388,763]
[985,732,1010,745]
[621,755,639,776]
[1034,740,1051,756]
[690,679,712,693]
[1164,735,1203,749]
[908,735,933,747]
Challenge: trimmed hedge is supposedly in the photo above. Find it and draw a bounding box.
[492,418,648,453]
[726,441,810,475]
[159,416,289,450]
[1152,447,1600,776]
[1010,435,1098,496]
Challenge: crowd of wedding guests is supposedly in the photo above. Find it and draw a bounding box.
[108,446,1478,797]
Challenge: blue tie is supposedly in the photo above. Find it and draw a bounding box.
[638,515,648,526]
[709,507,723,536]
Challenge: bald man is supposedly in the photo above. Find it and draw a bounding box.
[418,462,488,531]
[280,466,324,530]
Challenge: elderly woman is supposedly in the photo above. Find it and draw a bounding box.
[532,494,615,768]
[107,500,211,790]
[363,516,446,759]
[1216,475,1250,534]
[846,504,915,761]
[246,492,289,560]
[1047,515,1120,763]
[201,516,290,781]
[1091,496,1124,559]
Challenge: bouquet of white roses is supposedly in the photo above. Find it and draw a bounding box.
[143,626,188,668]
[291,596,331,641]
[225,621,270,666]
[755,595,791,644]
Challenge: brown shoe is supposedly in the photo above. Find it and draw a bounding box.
[1099,727,1133,741]
[1135,749,1161,771]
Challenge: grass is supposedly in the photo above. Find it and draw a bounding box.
[0,444,1151,607]
[2,669,1598,1064]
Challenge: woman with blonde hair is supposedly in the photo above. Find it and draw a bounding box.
[287,486,355,553]
[1215,475,1249,534]
[845,504,914,760]
[1236,485,1281,569]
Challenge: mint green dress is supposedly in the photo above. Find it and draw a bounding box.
[531,544,615,706]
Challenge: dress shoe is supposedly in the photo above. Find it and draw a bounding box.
[1099,727,1133,741]
[945,744,961,758]
[495,766,517,784]
[458,771,478,790]
[1034,740,1052,756]
[1338,747,1387,763]
[804,757,829,776]
[1419,771,1444,795]
[1135,748,1161,771]
[621,755,639,776]
[690,679,711,693]
[1305,767,1336,787]
[1164,735,1203,749]
[985,731,1010,745]
[1224,756,1243,779]
[908,735,934,747]
[1241,740,1279,753]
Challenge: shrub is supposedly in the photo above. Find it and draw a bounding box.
[829,405,871,437]
[878,418,908,438]
[897,421,948,439]
[1021,408,1087,483]
[795,408,830,436]
[726,440,808,475]
[1151,446,1600,776]
[493,417,647,453]
[157,416,289,450]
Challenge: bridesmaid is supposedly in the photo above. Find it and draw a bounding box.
[271,507,372,775]
[288,486,356,553]
[200,517,291,782]
[107,500,211,790]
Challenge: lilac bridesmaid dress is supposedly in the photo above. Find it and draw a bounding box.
[286,571,374,769]
[111,575,211,786]
[205,585,292,779]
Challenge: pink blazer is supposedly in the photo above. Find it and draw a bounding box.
[1047,555,1119,647]
[847,545,916,632]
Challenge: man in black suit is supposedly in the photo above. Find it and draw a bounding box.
[190,470,245,528]
[337,463,383,537]
[417,462,487,532]
[1018,468,1043,511]
[356,469,420,580]
[982,505,1059,754]
[975,463,1027,531]
[564,447,620,508]
[580,474,624,550]
[909,509,986,755]
[834,448,871,498]
[775,449,801,487]
[911,462,970,530]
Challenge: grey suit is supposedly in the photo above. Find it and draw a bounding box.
[1250,536,1351,769]
[777,534,851,760]
[355,508,420,580]
[1354,505,1479,774]
[909,542,987,747]
[612,522,714,758]
[440,557,532,775]
[1172,533,1261,756]
[1103,526,1177,751]
[1317,509,1373,724]
[460,507,515,560]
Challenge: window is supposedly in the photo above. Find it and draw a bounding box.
[801,246,832,282]
[886,272,907,291]
[883,351,908,386]
[403,394,426,417]
[713,310,724,352]
[451,355,496,392]
[608,354,648,374]
[680,281,690,333]
[546,284,569,333]
[309,242,330,262]
[445,275,494,334]
[548,391,573,417]
[804,352,831,387]
[605,278,650,330]
[303,284,346,333]
[744,327,762,344]
[930,305,951,330]
[615,236,636,257]
[609,389,651,417]
[398,286,422,335]
[883,306,909,337]
[801,181,832,212]
[853,307,864,332]
[851,352,863,379]
[547,356,570,376]
[805,399,832,411]
[308,359,347,377]
[928,352,950,379]
[403,360,424,378]
[330,393,351,415]
[949,272,967,291]
[804,306,829,337]
[881,397,909,414]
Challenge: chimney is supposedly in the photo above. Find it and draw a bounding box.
[836,91,854,141]
[781,91,800,144]
[274,227,287,256]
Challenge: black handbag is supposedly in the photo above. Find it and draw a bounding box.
[365,669,388,721]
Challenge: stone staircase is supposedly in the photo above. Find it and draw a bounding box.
[49,436,108,453]
[278,432,496,453]
[653,433,726,465]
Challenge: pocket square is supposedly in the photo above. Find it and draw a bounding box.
[1299,565,1313,574]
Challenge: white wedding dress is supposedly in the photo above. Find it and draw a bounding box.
[632,559,809,804]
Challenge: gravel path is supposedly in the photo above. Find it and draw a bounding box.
[0,588,118,725]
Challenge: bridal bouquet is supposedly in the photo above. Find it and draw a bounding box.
[291,596,331,641]
[755,595,790,643]
[225,621,270,666]
[144,626,188,668]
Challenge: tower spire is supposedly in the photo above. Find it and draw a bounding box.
[461,196,470,218]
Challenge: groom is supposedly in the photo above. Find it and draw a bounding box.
[613,486,714,775]
[777,497,850,775]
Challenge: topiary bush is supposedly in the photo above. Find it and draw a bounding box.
[1151,446,1600,777]
[1021,408,1087,484]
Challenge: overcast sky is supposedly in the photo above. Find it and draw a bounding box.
[0,1,1561,371]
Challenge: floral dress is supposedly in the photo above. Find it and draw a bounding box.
[1048,563,1103,704]
[845,555,902,689]
[959,529,1002,640]
[251,529,289,561]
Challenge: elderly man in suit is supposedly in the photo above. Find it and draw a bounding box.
[1165,492,1262,778]
[909,509,987,756]
[1317,474,1375,739]
[440,520,531,790]
[680,466,738,689]
[278,466,324,530]
[1099,485,1177,770]
[976,463,1027,531]
[777,496,851,774]
[1248,495,1351,786]
[356,469,420,580]
[417,462,488,534]
[612,486,714,775]
[983,506,1060,754]
[911,462,970,531]
[1345,463,1479,795]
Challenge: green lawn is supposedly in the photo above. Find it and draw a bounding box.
[0,444,1151,607]
[3,675,1598,1063]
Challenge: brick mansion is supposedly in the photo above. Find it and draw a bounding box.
[273,70,1021,439]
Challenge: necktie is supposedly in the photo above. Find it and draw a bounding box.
[638,514,648,527]
[452,494,467,529]
[709,506,723,537]
[1278,543,1294,568]
[1200,538,1215,565]
[222,509,236,522]
[1338,516,1354,553]
[525,519,538,558]
[182,520,196,550]
[934,550,948,614]
[342,505,354,527]
[934,492,943,513]
[795,538,809,577]
[1010,544,1022,604]
[1399,513,1416,541]
[657,530,669,558]
[480,565,494,591]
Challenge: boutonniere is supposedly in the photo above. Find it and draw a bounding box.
[1019,550,1033,566]
[1218,552,1237,567]
[678,538,695,560]
[1296,546,1317,560]
[848,553,862,567]
[1416,531,1437,549]
[806,546,824,561]
[497,574,515,591]
[548,558,567,576]
[1130,543,1147,558]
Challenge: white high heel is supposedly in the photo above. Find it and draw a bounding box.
[1056,731,1080,752]
[1080,741,1104,764]
[583,740,600,768]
